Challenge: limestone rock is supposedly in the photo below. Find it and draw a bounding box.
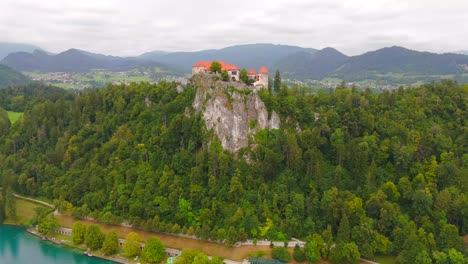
[192,74,280,153]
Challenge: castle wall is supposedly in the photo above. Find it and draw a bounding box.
[258,73,268,88]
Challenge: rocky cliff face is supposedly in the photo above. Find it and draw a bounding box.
[191,74,280,153]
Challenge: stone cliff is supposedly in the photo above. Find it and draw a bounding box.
[191,74,280,153]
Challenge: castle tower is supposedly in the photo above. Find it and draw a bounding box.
[258,66,269,88]
[248,69,257,82]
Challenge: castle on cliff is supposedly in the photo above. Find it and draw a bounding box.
[192,61,268,88]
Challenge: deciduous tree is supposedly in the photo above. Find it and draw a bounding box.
[101,230,119,256]
[210,61,222,73]
[123,232,142,257]
[141,237,165,263]
[85,224,104,250]
[72,221,87,244]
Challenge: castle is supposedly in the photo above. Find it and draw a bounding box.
[192,61,268,88]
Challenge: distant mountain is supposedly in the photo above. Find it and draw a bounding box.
[0,64,29,87]
[274,46,468,83]
[2,44,467,84]
[138,50,172,60]
[274,47,349,80]
[1,49,173,73]
[149,44,317,72]
[332,46,468,79]
[454,50,468,55]
[0,42,45,60]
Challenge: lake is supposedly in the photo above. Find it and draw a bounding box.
[0,225,115,264]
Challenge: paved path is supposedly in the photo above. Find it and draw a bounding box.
[360,259,379,264]
[240,239,305,248]
[13,193,54,208]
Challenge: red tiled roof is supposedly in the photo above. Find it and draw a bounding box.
[259,66,268,74]
[193,61,239,71]
[248,69,256,75]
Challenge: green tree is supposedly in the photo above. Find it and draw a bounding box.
[38,216,59,236]
[433,251,448,264]
[414,250,432,264]
[381,181,400,202]
[304,240,321,263]
[322,226,334,258]
[0,194,5,224]
[337,213,351,243]
[331,242,360,264]
[240,68,248,83]
[72,221,87,244]
[0,107,11,136]
[5,188,16,223]
[123,232,142,257]
[101,230,119,256]
[210,61,222,73]
[175,249,214,264]
[293,244,306,262]
[273,70,281,94]
[85,224,104,250]
[221,70,230,81]
[141,237,165,263]
[447,248,466,264]
[438,222,463,251]
[271,246,292,263]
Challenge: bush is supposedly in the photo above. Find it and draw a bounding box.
[221,70,230,81]
[293,244,306,262]
[271,246,292,262]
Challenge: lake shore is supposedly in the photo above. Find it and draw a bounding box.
[24,227,125,264]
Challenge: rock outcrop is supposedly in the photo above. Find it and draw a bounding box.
[192,74,280,153]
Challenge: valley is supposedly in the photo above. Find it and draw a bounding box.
[23,68,186,90]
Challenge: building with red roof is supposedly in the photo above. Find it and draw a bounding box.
[192,61,241,81]
[192,61,269,88]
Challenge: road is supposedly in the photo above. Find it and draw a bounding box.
[13,193,54,208]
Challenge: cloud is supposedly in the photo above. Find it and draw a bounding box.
[0,0,466,56]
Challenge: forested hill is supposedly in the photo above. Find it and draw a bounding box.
[0,80,467,263]
[0,64,29,87]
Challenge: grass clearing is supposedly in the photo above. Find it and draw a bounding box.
[4,197,47,225]
[7,111,23,124]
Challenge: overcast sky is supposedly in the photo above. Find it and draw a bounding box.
[0,0,467,56]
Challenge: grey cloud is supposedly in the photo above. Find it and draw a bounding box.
[0,0,466,56]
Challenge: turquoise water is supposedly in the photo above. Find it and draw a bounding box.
[0,225,115,264]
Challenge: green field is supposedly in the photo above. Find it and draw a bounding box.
[7,111,23,123]
[4,198,48,225]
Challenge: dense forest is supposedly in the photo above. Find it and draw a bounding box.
[0,79,467,263]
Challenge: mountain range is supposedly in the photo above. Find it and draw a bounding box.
[1,48,172,73]
[141,44,316,71]
[274,46,468,82]
[0,42,45,60]
[1,43,467,84]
